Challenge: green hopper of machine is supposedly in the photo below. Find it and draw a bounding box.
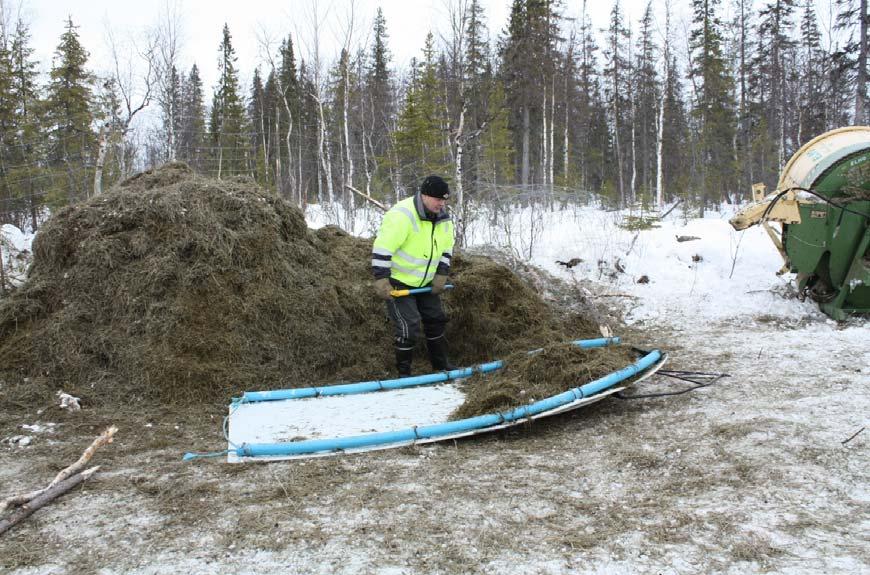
[730,126,870,320]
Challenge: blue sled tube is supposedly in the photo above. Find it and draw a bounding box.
[235,348,660,458]
[237,337,621,404]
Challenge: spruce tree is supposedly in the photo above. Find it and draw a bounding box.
[367,7,394,170]
[44,17,94,205]
[834,0,869,123]
[754,0,798,170]
[602,0,631,203]
[500,0,558,187]
[797,0,827,142]
[479,78,514,185]
[0,26,17,224]
[394,33,450,189]
[248,67,270,186]
[634,2,660,201]
[689,0,736,209]
[178,64,206,171]
[209,24,249,178]
[662,55,689,203]
[574,1,607,193]
[7,18,42,229]
[461,0,491,189]
[273,35,300,199]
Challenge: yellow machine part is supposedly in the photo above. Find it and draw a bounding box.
[777,125,870,191]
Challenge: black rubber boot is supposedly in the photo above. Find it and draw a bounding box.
[427,337,457,371]
[395,345,414,377]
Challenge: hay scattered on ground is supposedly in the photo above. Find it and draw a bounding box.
[451,343,640,419]
[0,164,604,408]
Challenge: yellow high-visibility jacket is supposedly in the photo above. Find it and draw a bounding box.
[371,193,455,287]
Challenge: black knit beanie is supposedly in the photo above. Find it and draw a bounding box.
[420,175,450,199]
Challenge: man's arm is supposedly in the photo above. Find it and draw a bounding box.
[371,211,410,279]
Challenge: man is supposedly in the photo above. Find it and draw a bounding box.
[371,175,456,376]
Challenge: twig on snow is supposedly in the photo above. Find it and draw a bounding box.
[841,427,865,445]
[0,467,100,536]
[590,293,639,299]
[0,426,116,516]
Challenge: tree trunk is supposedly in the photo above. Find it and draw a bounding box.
[857,0,869,123]
[549,77,555,190]
[630,97,637,204]
[280,92,295,200]
[93,125,110,197]
[563,50,570,185]
[0,240,7,295]
[316,97,334,204]
[343,67,354,192]
[542,88,549,187]
[521,105,530,186]
[454,103,466,247]
[614,96,624,202]
[656,76,665,209]
[274,108,283,196]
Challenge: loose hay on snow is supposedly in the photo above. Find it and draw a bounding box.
[0,163,606,408]
[451,343,640,419]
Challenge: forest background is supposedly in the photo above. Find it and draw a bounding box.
[0,0,867,244]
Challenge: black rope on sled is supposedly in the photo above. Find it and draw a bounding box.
[614,370,729,400]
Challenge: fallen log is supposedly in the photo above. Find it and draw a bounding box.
[344,184,387,211]
[0,466,99,536]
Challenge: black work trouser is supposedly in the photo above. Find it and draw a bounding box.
[385,282,448,347]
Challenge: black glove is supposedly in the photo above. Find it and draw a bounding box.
[431,274,448,295]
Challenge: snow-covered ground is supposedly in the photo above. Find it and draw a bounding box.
[1,200,867,574]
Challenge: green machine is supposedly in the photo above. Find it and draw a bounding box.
[731,126,870,319]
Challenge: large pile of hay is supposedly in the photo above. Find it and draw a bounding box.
[0,164,605,407]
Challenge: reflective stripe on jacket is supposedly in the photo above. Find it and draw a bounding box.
[371,192,455,287]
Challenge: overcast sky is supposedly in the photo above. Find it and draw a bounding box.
[22,0,664,91]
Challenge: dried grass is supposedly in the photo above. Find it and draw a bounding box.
[451,343,640,419]
[0,163,603,408]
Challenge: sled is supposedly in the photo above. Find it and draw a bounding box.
[217,337,667,463]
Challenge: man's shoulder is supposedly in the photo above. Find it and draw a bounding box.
[386,196,418,217]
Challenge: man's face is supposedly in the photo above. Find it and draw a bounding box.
[421,194,448,213]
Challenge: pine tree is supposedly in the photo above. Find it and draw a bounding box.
[44,17,95,205]
[209,24,249,178]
